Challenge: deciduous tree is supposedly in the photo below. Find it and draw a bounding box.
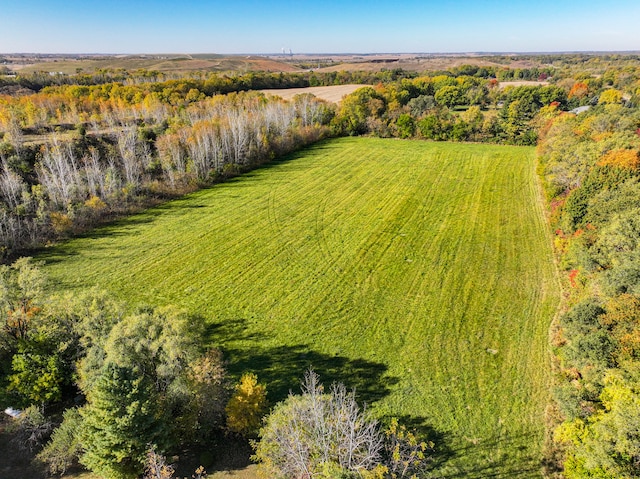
[254,370,383,478]
[226,372,268,437]
[0,257,46,350]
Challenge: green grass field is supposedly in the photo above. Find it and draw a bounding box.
[38,137,559,478]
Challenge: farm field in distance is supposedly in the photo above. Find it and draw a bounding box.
[259,84,364,103]
[38,137,560,478]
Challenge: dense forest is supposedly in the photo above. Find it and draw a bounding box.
[538,101,640,478]
[1,54,640,478]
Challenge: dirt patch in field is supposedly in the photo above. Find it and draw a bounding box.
[259,84,364,103]
[313,56,543,74]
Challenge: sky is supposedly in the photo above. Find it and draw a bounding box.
[0,0,639,54]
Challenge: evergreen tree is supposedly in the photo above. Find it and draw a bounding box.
[79,363,165,479]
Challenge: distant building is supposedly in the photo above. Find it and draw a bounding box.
[570,105,591,115]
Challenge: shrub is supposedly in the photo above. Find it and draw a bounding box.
[254,370,383,479]
[254,370,432,479]
[49,211,73,235]
[9,405,54,454]
[38,408,83,475]
[562,300,605,337]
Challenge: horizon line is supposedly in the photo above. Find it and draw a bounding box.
[3,50,640,57]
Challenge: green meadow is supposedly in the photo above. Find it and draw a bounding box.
[39,137,559,477]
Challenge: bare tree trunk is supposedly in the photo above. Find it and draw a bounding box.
[37,137,83,208]
[83,147,103,198]
[156,134,182,188]
[225,111,250,166]
[5,116,25,154]
[114,125,141,190]
[0,160,27,210]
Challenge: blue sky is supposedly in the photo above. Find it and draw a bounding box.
[1,0,639,54]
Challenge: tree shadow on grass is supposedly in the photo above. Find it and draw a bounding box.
[174,436,256,478]
[34,211,166,266]
[202,320,545,479]
[198,315,407,476]
[222,342,399,408]
[205,316,399,406]
[228,138,336,176]
[434,431,543,479]
[379,414,456,471]
[204,317,268,345]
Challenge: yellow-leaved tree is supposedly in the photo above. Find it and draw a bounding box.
[226,372,268,437]
[598,88,623,105]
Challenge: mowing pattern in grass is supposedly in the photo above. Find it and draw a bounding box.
[40,138,559,478]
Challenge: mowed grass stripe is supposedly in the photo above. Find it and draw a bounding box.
[39,137,559,478]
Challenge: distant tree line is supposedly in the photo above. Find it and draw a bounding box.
[0,69,419,96]
[330,60,640,146]
[331,77,569,145]
[0,63,566,98]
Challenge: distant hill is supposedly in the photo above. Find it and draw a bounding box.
[6,54,300,74]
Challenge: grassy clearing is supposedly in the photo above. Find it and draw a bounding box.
[38,137,559,478]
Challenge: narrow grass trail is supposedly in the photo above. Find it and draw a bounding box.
[40,137,560,478]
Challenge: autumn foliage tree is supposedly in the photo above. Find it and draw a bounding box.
[598,88,623,105]
[597,148,640,170]
[226,372,268,437]
[568,82,589,100]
